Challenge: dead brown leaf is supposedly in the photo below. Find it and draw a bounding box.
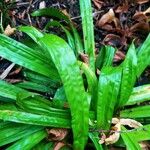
[4,25,16,36]
[47,128,68,141]
[92,0,104,9]
[54,142,65,150]
[114,51,125,62]
[97,9,120,28]
[136,0,149,4]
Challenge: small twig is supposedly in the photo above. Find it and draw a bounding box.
[0,12,4,33]
[0,63,15,79]
[71,10,104,20]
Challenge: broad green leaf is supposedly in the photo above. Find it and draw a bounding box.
[39,34,89,150]
[0,124,43,146]
[33,141,54,150]
[23,69,60,88]
[126,84,150,106]
[89,132,103,150]
[118,43,137,107]
[18,26,43,44]
[0,80,32,101]
[97,66,122,129]
[121,126,141,150]
[0,110,71,128]
[32,8,83,55]
[137,34,150,77]
[53,87,68,109]
[96,46,116,69]
[0,102,17,111]
[17,96,70,119]
[121,105,150,119]
[16,81,55,94]
[126,124,150,142]
[79,0,95,71]
[0,34,59,80]
[45,21,75,51]
[7,130,47,150]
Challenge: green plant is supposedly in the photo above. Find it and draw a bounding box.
[0,0,150,149]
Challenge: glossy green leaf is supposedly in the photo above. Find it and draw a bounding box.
[0,102,17,111]
[32,8,83,55]
[0,34,59,80]
[137,34,150,77]
[17,96,70,119]
[23,69,60,88]
[96,46,116,69]
[118,43,137,107]
[0,110,71,128]
[89,132,103,150]
[79,0,95,71]
[0,80,32,101]
[97,67,122,129]
[126,84,150,106]
[7,130,47,150]
[39,34,89,149]
[121,105,150,119]
[16,81,55,94]
[45,21,75,51]
[0,124,43,147]
[18,26,43,44]
[121,126,141,150]
[126,124,150,142]
[33,141,54,150]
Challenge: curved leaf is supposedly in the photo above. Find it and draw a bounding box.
[32,8,83,55]
[39,34,89,149]
[0,34,59,80]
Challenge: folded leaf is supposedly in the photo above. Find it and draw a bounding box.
[96,46,116,70]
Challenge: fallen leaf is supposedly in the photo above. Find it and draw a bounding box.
[54,142,65,150]
[92,0,104,9]
[120,118,143,128]
[105,123,121,145]
[114,50,125,62]
[4,25,16,36]
[130,22,150,33]
[39,1,46,9]
[97,9,120,28]
[47,128,68,141]
[136,0,149,4]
